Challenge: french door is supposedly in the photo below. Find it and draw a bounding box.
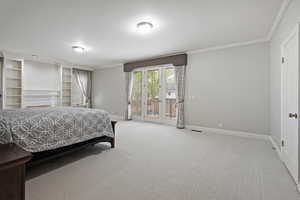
[131,65,177,125]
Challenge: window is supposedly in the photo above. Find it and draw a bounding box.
[72,69,92,107]
[131,71,143,117]
[164,68,176,120]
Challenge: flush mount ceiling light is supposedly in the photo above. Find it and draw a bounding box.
[137,21,154,33]
[72,46,85,53]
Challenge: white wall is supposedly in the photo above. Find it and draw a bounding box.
[93,66,126,117]
[23,60,59,91]
[270,0,300,147]
[186,42,270,135]
[93,42,270,135]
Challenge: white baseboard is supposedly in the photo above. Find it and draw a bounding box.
[186,125,270,141]
[297,184,300,194]
[186,125,300,193]
[269,136,300,194]
[269,136,282,158]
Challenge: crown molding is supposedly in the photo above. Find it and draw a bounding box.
[2,1,290,67]
[267,0,291,40]
[95,63,124,70]
[187,38,269,55]
[97,38,269,68]
[0,50,94,70]
[187,0,291,55]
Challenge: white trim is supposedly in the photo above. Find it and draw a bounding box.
[187,38,269,54]
[187,0,291,55]
[279,25,298,162]
[269,136,282,158]
[73,65,94,71]
[297,184,300,193]
[267,0,292,40]
[1,0,291,68]
[186,125,270,141]
[0,50,95,70]
[280,23,300,185]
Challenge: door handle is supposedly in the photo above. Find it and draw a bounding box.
[289,113,298,119]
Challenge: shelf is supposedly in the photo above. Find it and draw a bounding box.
[7,67,21,71]
[61,67,72,107]
[6,77,21,80]
[4,59,23,110]
[23,94,59,97]
[6,104,21,106]
[6,95,21,97]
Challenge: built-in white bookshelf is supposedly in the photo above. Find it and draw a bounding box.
[2,58,23,109]
[60,66,72,106]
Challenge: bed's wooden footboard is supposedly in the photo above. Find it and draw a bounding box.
[110,120,117,148]
[27,120,117,167]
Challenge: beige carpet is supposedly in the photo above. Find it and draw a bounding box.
[26,121,300,200]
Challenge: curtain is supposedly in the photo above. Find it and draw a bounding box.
[125,72,133,120]
[175,65,186,129]
[73,69,92,108]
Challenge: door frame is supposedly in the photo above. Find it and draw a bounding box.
[0,57,2,109]
[280,23,300,185]
[131,64,177,126]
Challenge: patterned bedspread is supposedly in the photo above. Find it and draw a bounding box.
[0,107,114,152]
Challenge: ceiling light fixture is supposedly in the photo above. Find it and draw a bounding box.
[137,21,153,33]
[72,46,85,53]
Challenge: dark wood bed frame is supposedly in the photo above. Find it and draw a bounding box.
[26,121,117,168]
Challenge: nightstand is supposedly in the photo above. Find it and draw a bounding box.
[0,144,32,200]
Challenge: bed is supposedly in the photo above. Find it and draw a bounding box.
[0,107,116,167]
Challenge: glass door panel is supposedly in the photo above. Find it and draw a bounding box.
[164,68,177,120]
[131,66,177,124]
[146,69,160,119]
[131,71,143,117]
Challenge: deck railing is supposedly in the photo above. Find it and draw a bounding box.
[132,98,176,120]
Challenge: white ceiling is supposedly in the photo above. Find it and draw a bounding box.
[0,0,283,68]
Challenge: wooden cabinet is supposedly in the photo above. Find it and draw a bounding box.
[0,144,32,200]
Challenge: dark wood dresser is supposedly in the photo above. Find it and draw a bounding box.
[0,144,32,200]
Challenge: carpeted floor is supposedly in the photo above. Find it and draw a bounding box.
[26,121,300,200]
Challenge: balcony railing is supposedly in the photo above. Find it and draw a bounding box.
[132,97,176,120]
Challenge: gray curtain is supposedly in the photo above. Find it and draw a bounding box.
[125,72,133,120]
[73,69,92,108]
[174,65,186,129]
